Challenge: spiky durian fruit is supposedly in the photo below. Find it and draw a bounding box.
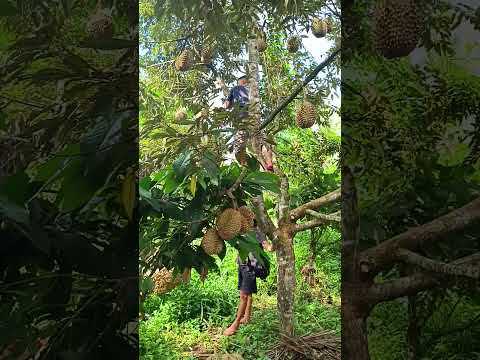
[373,0,423,59]
[312,18,328,38]
[216,208,242,240]
[201,46,214,64]
[238,206,255,234]
[295,101,316,128]
[152,268,180,295]
[85,6,113,40]
[201,228,224,255]
[175,49,193,71]
[174,109,187,122]
[287,36,301,53]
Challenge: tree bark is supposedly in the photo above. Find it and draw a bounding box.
[247,38,267,168]
[276,228,296,337]
[342,166,371,360]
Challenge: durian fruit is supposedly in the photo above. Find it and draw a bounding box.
[235,147,247,165]
[201,228,225,255]
[175,49,193,71]
[174,109,187,122]
[152,267,181,295]
[296,101,317,128]
[256,35,267,52]
[312,18,328,38]
[287,36,301,53]
[373,0,422,59]
[216,208,242,240]
[238,206,255,234]
[201,46,214,64]
[85,2,113,40]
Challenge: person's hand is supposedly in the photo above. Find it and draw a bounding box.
[263,241,273,252]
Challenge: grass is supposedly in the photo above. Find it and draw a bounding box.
[140,227,341,360]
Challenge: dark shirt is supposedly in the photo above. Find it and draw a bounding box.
[237,227,266,266]
[227,85,249,108]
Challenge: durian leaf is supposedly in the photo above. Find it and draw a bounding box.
[243,171,280,193]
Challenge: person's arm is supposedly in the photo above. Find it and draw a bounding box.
[257,229,273,252]
[224,87,234,109]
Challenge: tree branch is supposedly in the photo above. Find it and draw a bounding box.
[276,168,290,224]
[396,249,480,280]
[251,196,277,244]
[305,209,341,222]
[258,48,340,131]
[367,252,480,304]
[289,188,341,221]
[358,197,480,276]
[220,168,248,208]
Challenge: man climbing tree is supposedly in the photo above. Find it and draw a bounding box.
[223,220,274,336]
[224,75,274,172]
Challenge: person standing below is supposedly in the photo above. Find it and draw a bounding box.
[224,75,274,172]
[223,221,273,336]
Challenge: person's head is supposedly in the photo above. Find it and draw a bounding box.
[237,75,247,86]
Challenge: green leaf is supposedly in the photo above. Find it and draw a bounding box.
[172,151,192,181]
[438,143,470,167]
[190,175,197,197]
[139,176,154,192]
[140,276,154,294]
[163,171,180,194]
[244,171,280,193]
[0,1,18,16]
[0,195,29,225]
[201,152,220,184]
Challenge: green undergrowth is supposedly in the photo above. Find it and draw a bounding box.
[140,227,341,360]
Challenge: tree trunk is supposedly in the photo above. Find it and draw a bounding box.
[342,301,370,360]
[247,38,266,168]
[276,228,296,337]
[342,166,371,359]
[407,295,418,360]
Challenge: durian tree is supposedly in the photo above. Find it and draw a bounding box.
[343,1,480,359]
[139,0,341,338]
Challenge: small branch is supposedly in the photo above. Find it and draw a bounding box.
[396,249,480,280]
[258,48,340,131]
[367,252,480,304]
[0,95,45,109]
[305,209,341,222]
[220,168,248,208]
[293,212,340,233]
[289,188,341,221]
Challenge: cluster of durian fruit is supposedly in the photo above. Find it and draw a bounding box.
[201,206,256,255]
[151,206,255,295]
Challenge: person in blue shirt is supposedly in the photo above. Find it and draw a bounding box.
[224,75,274,172]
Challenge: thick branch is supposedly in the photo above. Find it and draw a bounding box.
[277,169,290,224]
[251,196,277,244]
[289,188,341,221]
[367,252,480,304]
[258,48,340,131]
[359,197,480,276]
[396,249,480,279]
